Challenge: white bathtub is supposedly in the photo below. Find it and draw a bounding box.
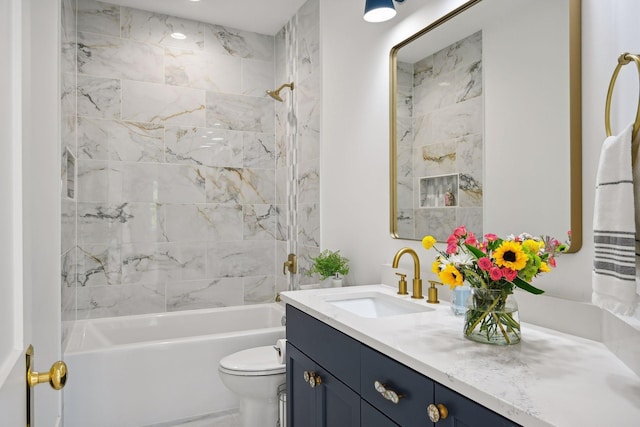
[63,303,286,427]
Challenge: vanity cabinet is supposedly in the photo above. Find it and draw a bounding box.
[287,344,361,427]
[286,305,520,427]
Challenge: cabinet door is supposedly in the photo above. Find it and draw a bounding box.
[362,401,400,427]
[434,384,521,427]
[287,343,321,427]
[319,367,361,427]
[287,342,360,427]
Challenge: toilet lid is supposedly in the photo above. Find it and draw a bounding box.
[219,345,286,376]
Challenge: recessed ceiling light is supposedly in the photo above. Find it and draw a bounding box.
[171,32,187,40]
[189,0,201,2]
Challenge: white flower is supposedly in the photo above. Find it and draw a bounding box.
[447,253,474,266]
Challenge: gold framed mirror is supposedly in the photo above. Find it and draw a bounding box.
[389,0,581,252]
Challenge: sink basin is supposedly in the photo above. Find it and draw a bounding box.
[324,292,433,318]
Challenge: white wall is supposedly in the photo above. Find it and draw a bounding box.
[320,0,640,303]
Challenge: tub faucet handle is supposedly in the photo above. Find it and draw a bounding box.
[283,253,297,275]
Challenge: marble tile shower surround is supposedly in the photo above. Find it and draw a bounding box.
[396,31,484,241]
[61,0,321,320]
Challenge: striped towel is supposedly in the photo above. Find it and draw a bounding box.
[592,122,640,317]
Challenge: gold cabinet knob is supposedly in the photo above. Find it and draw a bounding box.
[27,360,68,390]
[427,403,449,422]
[303,371,322,388]
[374,380,403,404]
[308,373,322,388]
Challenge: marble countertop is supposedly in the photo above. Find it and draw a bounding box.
[280,284,640,427]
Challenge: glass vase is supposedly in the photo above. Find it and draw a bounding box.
[451,283,471,316]
[464,288,520,345]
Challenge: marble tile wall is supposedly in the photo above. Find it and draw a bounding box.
[61,0,321,319]
[290,0,321,288]
[398,31,483,241]
[61,0,78,332]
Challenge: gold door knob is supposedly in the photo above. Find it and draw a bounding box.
[27,360,68,390]
[427,403,449,422]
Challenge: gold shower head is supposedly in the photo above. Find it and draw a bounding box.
[266,82,294,102]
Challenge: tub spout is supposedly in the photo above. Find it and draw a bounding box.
[392,248,423,299]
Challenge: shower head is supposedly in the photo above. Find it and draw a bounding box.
[266,82,294,102]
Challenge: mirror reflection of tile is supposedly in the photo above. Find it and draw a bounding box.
[396,31,483,241]
[419,174,458,208]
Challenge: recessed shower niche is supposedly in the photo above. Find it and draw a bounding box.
[419,174,458,208]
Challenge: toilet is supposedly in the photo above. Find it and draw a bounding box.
[219,345,286,427]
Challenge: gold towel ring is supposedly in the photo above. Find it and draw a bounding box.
[605,53,640,141]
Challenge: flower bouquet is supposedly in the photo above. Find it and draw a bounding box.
[422,226,568,345]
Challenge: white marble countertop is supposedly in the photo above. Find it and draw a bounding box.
[280,284,640,427]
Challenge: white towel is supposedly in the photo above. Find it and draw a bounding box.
[592,122,640,317]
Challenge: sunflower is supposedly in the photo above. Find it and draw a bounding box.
[493,241,528,271]
[431,258,442,274]
[438,264,464,289]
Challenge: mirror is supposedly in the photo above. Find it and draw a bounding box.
[390,0,581,252]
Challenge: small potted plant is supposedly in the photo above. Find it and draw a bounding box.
[307,249,350,287]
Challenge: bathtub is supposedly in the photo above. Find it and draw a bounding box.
[63,303,286,427]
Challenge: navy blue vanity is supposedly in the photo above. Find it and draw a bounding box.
[286,305,519,426]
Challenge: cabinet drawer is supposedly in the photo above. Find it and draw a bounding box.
[286,305,361,392]
[361,345,434,426]
[435,383,521,427]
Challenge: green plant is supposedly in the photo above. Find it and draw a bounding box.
[307,250,350,280]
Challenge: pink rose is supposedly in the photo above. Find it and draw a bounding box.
[548,257,556,268]
[465,233,477,246]
[447,235,458,245]
[478,257,493,271]
[484,233,498,242]
[453,226,467,238]
[502,268,517,281]
[489,267,503,281]
[446,244,458,254]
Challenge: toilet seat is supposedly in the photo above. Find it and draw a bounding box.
[219,345,286,376]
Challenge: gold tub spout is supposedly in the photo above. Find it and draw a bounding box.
[392,248,423,299]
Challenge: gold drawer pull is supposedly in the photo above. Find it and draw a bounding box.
[374,380,403,404]
[427,403,449,422]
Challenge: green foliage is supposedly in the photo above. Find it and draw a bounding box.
[307,250,350,280]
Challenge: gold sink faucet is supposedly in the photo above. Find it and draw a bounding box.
[392,248,423,299]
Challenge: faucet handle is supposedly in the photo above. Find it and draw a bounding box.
[395,273,408,295]
[427,280,443,304]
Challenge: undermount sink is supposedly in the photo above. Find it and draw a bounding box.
[324,291,433,318]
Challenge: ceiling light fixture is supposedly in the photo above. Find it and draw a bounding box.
[171,32,187,40]
[363,0,405,23]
